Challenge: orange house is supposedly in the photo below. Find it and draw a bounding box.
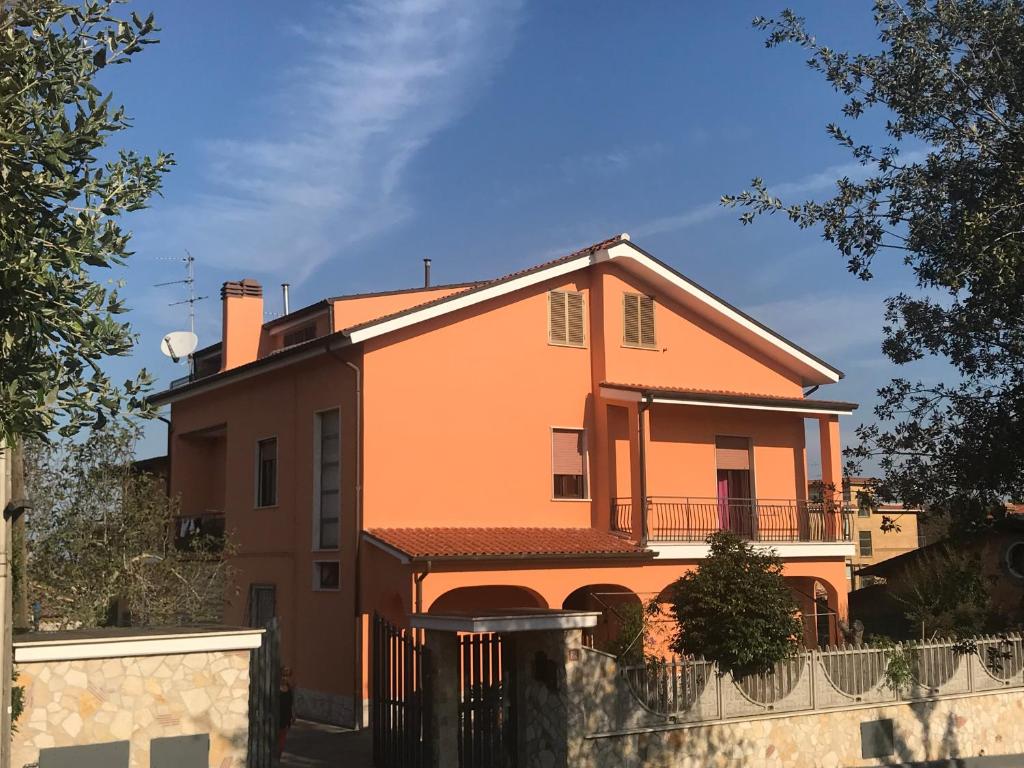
[152,234,857,726]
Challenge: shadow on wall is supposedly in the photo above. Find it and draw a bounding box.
[889,698,963,766]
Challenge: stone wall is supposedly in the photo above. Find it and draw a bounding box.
[12,649,251,768]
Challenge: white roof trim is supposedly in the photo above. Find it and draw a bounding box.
[14,628,264,663]
[347,254,597,344]
[599,386,856,416]
[410,611,601,633]
[605,242,841,384]
[651,542,855,560]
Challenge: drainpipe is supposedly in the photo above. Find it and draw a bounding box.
[638,394,651,546]
[414,563,432,614]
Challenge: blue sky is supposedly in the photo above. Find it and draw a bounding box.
[102,1,940,469]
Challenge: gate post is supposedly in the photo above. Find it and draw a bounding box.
[423,630,459,767]
[513,628,585,768]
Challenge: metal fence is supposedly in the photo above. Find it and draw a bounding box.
[609,633,1024,729]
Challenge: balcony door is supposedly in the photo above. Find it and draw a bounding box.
[715,436,753,537]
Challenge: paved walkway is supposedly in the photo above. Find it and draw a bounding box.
[279,720,373,768]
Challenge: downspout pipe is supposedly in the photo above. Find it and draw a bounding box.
[414,563,431,615]
[638,394,651,547]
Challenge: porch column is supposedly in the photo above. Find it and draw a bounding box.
[817,415,842,500]
[818,415,843,540]
[424,630,459,766]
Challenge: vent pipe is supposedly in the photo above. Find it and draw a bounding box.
[281,283,290,315]
[423,258,432,288]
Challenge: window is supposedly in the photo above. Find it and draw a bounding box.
[858,530,873,557]
[858,499,872,517]
[248,584,276,628]
[623,292,656,348]
[315,409,341,549]
[283,324,316,348]
[548,290,585,346]
[314,561,340,591]
[256,438,277,507]
[552,428,586,499]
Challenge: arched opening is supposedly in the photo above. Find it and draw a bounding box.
[428,585,547,614]
[562,584,642,661]
[786,576,841,647]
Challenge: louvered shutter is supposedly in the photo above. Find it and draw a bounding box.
[552,429,584,475]
[566,291,585,346]
[639,295,656,346]
[623,293,640,345]
[549,290,567,344]
[715,436,751,470]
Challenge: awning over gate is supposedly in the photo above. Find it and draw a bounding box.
[409,609,600,633]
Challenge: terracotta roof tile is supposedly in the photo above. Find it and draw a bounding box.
[364,527,650,561]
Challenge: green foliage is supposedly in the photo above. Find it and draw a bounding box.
[25,418,234,627]
[877,638,914,694]
[724,2,1024,526]
[604,601,648,665]
[667,532,803,677]
[10,669,23,734]
[0,1,174,444]
[893,543,999,639]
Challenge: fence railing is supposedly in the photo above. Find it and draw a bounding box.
[172,511,226,550]
[611,497,852,543]
[604,633,1024,730]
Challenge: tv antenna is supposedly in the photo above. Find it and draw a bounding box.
[155,251,207,376]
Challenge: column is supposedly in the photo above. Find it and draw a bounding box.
[818,415,843,540]
[424,630,459,767]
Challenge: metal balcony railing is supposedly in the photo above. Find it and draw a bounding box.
[611,497,852,543]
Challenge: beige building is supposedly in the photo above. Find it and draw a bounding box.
[843,476,925,589]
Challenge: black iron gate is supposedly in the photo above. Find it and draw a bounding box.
[372,613,432,768]
[248,616,280,768]
[458,633,516,768]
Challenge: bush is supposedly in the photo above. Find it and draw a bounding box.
[667,532,802,677]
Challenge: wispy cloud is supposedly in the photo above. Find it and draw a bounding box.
[746,290,889,357]
[154,0,522,283]
[631,148,929,239]
[559,143,667,182]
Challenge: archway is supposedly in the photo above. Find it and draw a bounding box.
[562,584,642,660]
[428,585,547,614]
[786,576,842,647]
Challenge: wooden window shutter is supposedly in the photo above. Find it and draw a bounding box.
[549,290,584,346]
[552,429,585,475]
[623,293,640,345]
[623,292,655,347]
[566,291,584,346]
[639,295,656,346]
[549,290,567,344]
[715,436,750,470]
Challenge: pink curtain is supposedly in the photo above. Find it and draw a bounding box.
[717,473,730,530]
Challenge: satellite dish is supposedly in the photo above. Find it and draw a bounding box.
[160,331,198,363]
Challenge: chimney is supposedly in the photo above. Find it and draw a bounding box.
[423,258,432,288]
[220,278,263,371]
[281,283,291,315]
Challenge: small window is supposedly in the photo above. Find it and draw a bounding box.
[315,410,340,550]
[283,324,316,348]
[548,290,585,347]
[858,530,873,557]
[256,438,277,507]
[552,428,586,499]
[858,499,872,518]
[314,561,340,590]
[248,584,276,628]
[623,293,656,348]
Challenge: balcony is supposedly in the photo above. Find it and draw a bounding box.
[173,512,226,551]
[611,497,851,544]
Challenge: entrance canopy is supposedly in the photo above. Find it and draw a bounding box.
[410,609,600,634]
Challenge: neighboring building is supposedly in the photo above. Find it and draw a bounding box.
[850,517,1024,637]
[831,476,924,589]
[151,234,858,727]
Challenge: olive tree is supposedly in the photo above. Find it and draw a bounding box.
[724,1,1024,529]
